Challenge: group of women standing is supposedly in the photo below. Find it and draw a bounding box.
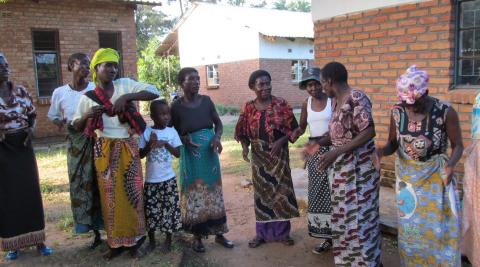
[0,45,475,267]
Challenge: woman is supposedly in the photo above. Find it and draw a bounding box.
[234,69,300,248]
[376,66,463,266]
[294,67,333,254]
[0,53,52,260]
[170,67,233,253]
[316,62,381,266]
[72,48,159,260]
[462,92,480,267]
[47,53,103,249]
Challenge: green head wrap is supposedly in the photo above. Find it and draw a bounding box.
[90,48,120,84]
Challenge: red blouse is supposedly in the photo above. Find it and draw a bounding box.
[234,96,298,144]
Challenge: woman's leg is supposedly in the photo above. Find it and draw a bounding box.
[192,234,205,253]
[89,230,102,250]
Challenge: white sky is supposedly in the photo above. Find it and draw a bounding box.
[155,0,297,19]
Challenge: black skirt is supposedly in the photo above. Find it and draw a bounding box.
[0,131,45,251]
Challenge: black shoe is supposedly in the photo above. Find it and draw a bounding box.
[312,239,332,254]
[215,235,234,248]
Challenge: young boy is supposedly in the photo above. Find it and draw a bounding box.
[139,99,182,252]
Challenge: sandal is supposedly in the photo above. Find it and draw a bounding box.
[282,237,294,246]
[38,246,53,256]
[5,251,19,260]
[192,239,205,253]
[312,239,332,254]
[248,237,265,248]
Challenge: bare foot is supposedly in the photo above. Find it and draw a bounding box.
[103,247,123,261]
[89,236,102,250]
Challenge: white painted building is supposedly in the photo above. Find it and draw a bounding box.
[157,3,314,107]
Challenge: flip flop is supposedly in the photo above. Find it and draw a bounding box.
[5,251,19,260]
[248,237,265,248]
[38,246,53,256]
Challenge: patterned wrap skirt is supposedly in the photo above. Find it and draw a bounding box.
[0,131,45,251]
[66,125,103,233]
[179,128,228,236]
[396,154,461,267]
[144,178,182,233]
[330,140,381,267]
[250,139,300,222]
[93,137,146,248]
[306,146,332,239]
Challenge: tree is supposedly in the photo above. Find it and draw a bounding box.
[287,0,310,12]
[272,0,310,12]
[250,0,267,8]
[135,5,175,54]
[137,37,180,101]
[228,0,245,6]
[272,0,287,10]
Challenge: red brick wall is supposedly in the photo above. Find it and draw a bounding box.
[314,0,477,186]
[195,58,310,109]
[0,0,138,137]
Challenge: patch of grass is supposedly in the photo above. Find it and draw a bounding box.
[56,214,74,233]
[215,104,240,116]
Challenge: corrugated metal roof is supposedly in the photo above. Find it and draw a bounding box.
[195,3,313,39]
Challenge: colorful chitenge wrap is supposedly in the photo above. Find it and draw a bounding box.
[179,128,229,236]
[90,48,120,85]
[250,139,299,229]
[84,87,146,137]
[93,137,146,248]
[305,144,332,239]
[0,131,45,251]
[66,124,103,233]
[396,153,461,267]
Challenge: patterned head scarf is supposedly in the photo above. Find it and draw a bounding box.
[90,48,120,84]
[396,65,429,104]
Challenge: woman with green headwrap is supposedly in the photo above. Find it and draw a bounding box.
[72,48,159,260]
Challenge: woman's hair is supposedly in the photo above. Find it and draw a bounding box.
[177,67,198,84]
[321,61,348,84]
[67,53,88,72]
[248,69,271,89]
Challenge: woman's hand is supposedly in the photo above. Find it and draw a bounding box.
[444,165,454,186]
[181,134,200,148]
[113,95,130,113]
[210,135,223,154]
[53,118,66,131]
[242,143,250,163]
[87,106,104,118]
[373,148,382,171]
[318,150,339,171]
[23,128,34,146]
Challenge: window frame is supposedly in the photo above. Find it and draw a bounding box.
[454,0,480,88]
[31,29,62,98]
[98,31,123,78]
[206,64,220,88]
[291,59,309,83]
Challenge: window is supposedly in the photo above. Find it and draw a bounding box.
[206,65,219,87]
[32,30,61,97]
[291,60,308,82]
[456,0,480,86]
[99,31,123,78]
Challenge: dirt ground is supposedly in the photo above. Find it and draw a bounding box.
[0,172,401,267]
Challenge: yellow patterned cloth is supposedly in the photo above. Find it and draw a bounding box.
[395,155,460,267]
[94,137,146,248]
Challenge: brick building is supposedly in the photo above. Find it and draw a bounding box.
[311,0,479,185]
[157,3,314,108]
[0,0,161,137]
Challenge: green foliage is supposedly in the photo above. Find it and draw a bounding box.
[138,37,180,100]
[215,104,240,116]
[227,0,245,6]
[250,0,267,8]
[272,0,310,12]
[135,5,176,53]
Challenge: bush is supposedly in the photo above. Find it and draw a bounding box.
[215,104,240,116]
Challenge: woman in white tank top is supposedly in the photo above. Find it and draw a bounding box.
[293,67,333,255]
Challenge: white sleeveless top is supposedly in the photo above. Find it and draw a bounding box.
[307,96,332,137]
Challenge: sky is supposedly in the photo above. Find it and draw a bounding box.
[155,0,291,20]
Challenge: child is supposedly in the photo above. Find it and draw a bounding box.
[139,99,182,252]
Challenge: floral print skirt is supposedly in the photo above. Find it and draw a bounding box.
[144,178,182,233]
